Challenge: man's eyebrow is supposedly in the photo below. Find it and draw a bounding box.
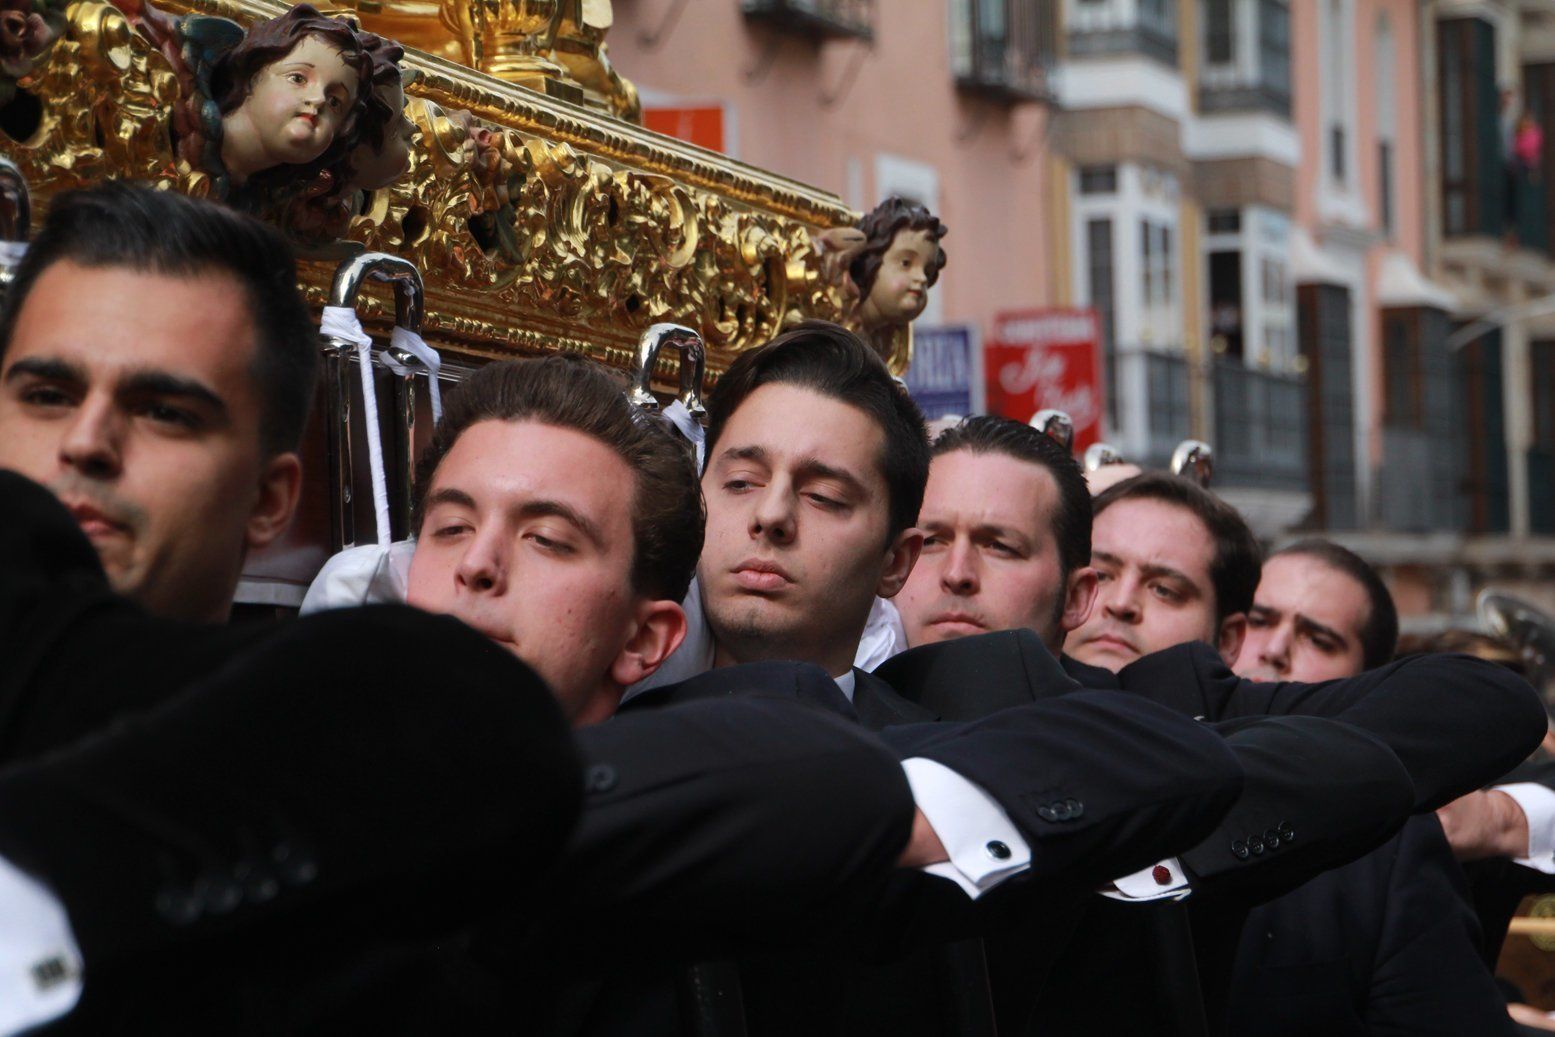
[1093,550,1198,588]
[423,487,477,511]
[3,356,86,385]
[1137,562,1197,588]
[1294,614,1348,645]
[714,444,769,467]
[119,369,230,421]
[794,458,870,499]
[513,499,605,548]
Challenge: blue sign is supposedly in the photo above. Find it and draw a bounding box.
[905,324,979,420]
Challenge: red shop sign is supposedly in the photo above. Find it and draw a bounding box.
[984,308,1105,452]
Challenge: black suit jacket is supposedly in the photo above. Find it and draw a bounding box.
[619,649,1251,1037]
[877,629,1539,1036]
[0,471,927,1033]
[1230,815,1516,1036]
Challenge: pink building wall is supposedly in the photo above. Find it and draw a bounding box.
[1291,0,1428,467]
[608,1,1055,333]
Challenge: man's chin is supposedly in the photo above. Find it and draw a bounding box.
[1071,640,1139,672]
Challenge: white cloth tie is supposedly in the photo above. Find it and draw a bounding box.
[382,326,443,423]
[319,306,391,547]
[661,399,706,468]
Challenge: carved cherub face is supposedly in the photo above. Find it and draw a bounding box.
[350,75,415,192]
[241,34,360,169]
[862,227,937,327]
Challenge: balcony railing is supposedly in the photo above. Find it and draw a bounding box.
[1212,360,1307,491]
[1114,348,1192,468]
[742,0,874,41]
[1066,0,1179,67]
[952,0,1059,102]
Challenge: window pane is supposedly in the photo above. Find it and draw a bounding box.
[1207,0,1234,63]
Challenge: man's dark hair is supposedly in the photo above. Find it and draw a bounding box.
[1093,471,1262,621]
[0,180,319,456]
[931,416,1092,582]
[850,197,948,300]
[704,320,929,540]
[413,355,705,603]
[1271,538,1399,669]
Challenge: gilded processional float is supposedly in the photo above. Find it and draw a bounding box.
[0,0,949,603]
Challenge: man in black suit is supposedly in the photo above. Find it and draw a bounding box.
[396,345,1264,1036]
[0,192,1245,1035]
[1227,539,1514,1036]
[890,420,1543,1034]
[640,325,1418,1035]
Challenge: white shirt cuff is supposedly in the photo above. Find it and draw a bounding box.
[1100,858,1192,902]
[901,757,1032,899]
[0,853,82,1035]
[1498,782,1555,874]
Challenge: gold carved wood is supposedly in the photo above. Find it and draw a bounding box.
[0,0,901,388]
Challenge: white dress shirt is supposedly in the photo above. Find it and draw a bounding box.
[1497,782,1555,873]
[0,854,82,1035]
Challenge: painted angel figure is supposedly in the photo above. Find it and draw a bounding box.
[816,196,948,363]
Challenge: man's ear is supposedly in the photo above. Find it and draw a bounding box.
[1217,612,1248,667]
[245,451,303,551]
[1059,566,1100,636]
[876,527,925,599]
[609,599,689,688]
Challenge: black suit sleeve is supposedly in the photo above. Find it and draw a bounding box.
[1193,647,1545,812]
[0,606,583,971]
[0,470,266,764]
[882,690,1245,884]
[484,695,916,965]
[1183,715,1414,901]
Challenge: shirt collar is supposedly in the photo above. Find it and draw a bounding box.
[834,669,857,702]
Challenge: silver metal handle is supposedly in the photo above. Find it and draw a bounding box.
[322,253,428,550]
[0,157,31,291]
[1171,439,1214,488]
[629,323,706,417]
[1083,442,1126,472]
[1030,409,1074,453]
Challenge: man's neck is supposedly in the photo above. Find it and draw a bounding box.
[711,636,857,681]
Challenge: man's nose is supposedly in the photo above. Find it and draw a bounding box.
[1260,624,1293,674]
[454,529,508,596]
[1102,577,1142,623]
[749,483,796,545]
[58,396,124,481]
[940,539,978,595]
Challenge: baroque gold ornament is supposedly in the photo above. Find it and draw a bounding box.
[0,0,901,386]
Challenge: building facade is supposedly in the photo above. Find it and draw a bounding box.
[609,0,1063,343]
[611,0,1555,630]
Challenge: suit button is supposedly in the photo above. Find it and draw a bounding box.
[1279,821,1295,842]
[271,843,318,887]
[1248,835,1265,855]
[201,873,242,915]
[1065,799,1084,819]
[1052,801,1072,821]
[155,885,200,926]
[1037,805,1058,822]
[585,763,619,793]
[243,870,279,904]
[985,840,1012,861]
[1231,840,1250,860]
[1265,828,1282,850]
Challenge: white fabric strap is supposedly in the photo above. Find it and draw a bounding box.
[383,326,443,424]
[319,306,391,547]
[0,240,26,268]
[662,400,706,468]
